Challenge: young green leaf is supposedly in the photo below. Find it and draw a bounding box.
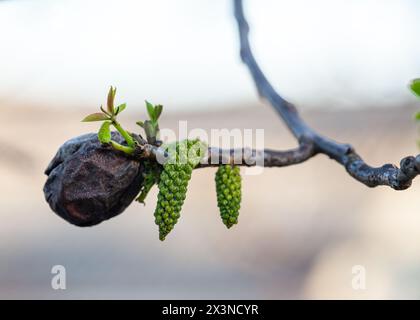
[154,104,163,120]
[98,121,112,143]
[410,79,420,98]
[144,120,156,135]
[414,111,420,121]
[136,120,145,128]
[145,100,156,121]
[107,86,116,114]
[115,103,126,115]
[144,120,157,144]
[81,113,109,122]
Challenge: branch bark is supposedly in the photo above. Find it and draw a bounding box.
[132,141,316,169]
[197,140,316,168]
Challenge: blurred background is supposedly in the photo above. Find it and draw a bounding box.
[1,0,420,299]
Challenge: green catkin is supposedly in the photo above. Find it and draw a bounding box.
[215,165,242,228]
[154,139,205,241]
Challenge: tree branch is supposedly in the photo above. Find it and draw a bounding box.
[232,0,420,190]
[128,0,420,191]
[197,140,316,168]
[132,140,316,169]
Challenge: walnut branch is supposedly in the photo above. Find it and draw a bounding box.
[130,0,420,191]
[231,0,420,190]
[132,139,316,169]
[197,140,316,168]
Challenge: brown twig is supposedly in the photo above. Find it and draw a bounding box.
[130,0,420,191]
[231,0,420,190]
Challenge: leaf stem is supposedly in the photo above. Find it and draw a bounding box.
[109,140,135,155]
[112,120,135,147]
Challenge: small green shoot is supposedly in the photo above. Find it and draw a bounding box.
[82,86,135,153]
[82,86,165,203]
[98,121,111,144]
[410,79,420,98]
[136,101,163,144]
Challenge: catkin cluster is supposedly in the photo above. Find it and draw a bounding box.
[154,139,205,241]
[215,165,242,228]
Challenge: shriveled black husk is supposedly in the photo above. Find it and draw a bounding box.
[44,132,144,226]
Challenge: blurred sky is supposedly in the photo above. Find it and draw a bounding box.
[0,0,420,112]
